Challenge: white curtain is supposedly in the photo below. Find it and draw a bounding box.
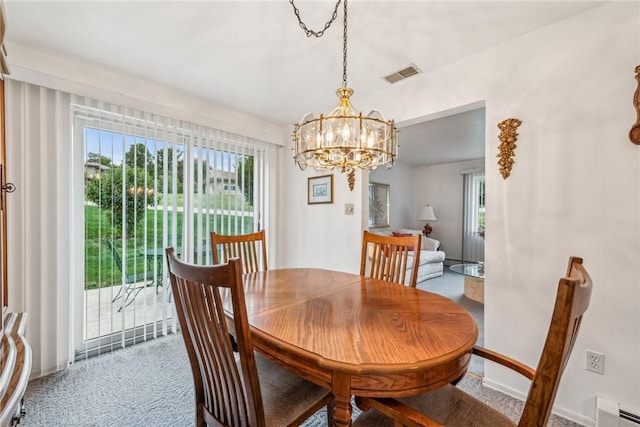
[4,79,276,376]
[462,170,485,263]
[5,80,75,376]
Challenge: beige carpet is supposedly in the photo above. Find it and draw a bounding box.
[23,322,581,426]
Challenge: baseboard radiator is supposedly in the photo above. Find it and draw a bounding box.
[597,397,640,426]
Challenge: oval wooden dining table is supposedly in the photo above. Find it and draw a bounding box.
[226,268,478,427]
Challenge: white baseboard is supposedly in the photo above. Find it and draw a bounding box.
[481,377,596,426]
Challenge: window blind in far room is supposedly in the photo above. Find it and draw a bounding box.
[462,170,485,263]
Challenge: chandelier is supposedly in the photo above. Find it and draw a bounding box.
[290,0,398,191]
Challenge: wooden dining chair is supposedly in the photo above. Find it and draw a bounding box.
[165,248,333,427]
[211,230,267,273]
[353,256,593,427]
[360,230,422,287]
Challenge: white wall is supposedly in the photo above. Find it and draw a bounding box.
[414,159,484,262]
[276,160,367,273]
[5,43,287,146]
[281,2,640,424]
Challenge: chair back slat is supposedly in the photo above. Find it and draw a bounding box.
[519,256,593,427]
[211,230,267,274]
[166,248,265,427]
[360,231,422,287]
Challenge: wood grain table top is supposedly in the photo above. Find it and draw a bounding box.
[229,268,478,426]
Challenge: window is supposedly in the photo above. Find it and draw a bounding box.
[462,171,485,263]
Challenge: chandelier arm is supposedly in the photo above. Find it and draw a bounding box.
[289,0,342,38]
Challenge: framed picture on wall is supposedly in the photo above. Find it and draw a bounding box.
[369,182,390,228]
[308,174,333,204]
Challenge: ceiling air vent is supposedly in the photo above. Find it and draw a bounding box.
[383,64,421,84]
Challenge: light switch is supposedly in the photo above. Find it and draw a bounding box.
[345,203,354,215]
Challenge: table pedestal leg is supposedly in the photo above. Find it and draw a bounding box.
[332,371,353,427]
[463,276,484,304]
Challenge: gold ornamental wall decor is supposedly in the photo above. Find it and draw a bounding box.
[630,65,640,145]
[497,118,522,179]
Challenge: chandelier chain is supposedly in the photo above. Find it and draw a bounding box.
[288,0,342,38]
[342,0,348,88]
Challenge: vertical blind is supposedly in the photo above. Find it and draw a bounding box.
[4,79,275,374]
[5,80,74,376]
[73,100,273,360]
[462,170,485,263]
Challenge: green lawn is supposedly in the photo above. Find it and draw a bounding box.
[84,192,254,289]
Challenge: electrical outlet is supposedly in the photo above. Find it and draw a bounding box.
[586,350,605,374]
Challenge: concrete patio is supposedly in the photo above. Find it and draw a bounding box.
[83,281,174,341]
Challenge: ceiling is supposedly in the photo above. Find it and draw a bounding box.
[2,1,602,166]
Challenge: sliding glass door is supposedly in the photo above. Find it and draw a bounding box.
[73,102,270,359]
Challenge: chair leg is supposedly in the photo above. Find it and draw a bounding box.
[117,284,145,312]
[116,285,130,312]
[327,399,335,426]
[112,285,125,303]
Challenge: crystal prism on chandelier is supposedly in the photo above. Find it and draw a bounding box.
[290,0,398,191]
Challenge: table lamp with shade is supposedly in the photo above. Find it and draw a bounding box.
[419,205,437,236]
